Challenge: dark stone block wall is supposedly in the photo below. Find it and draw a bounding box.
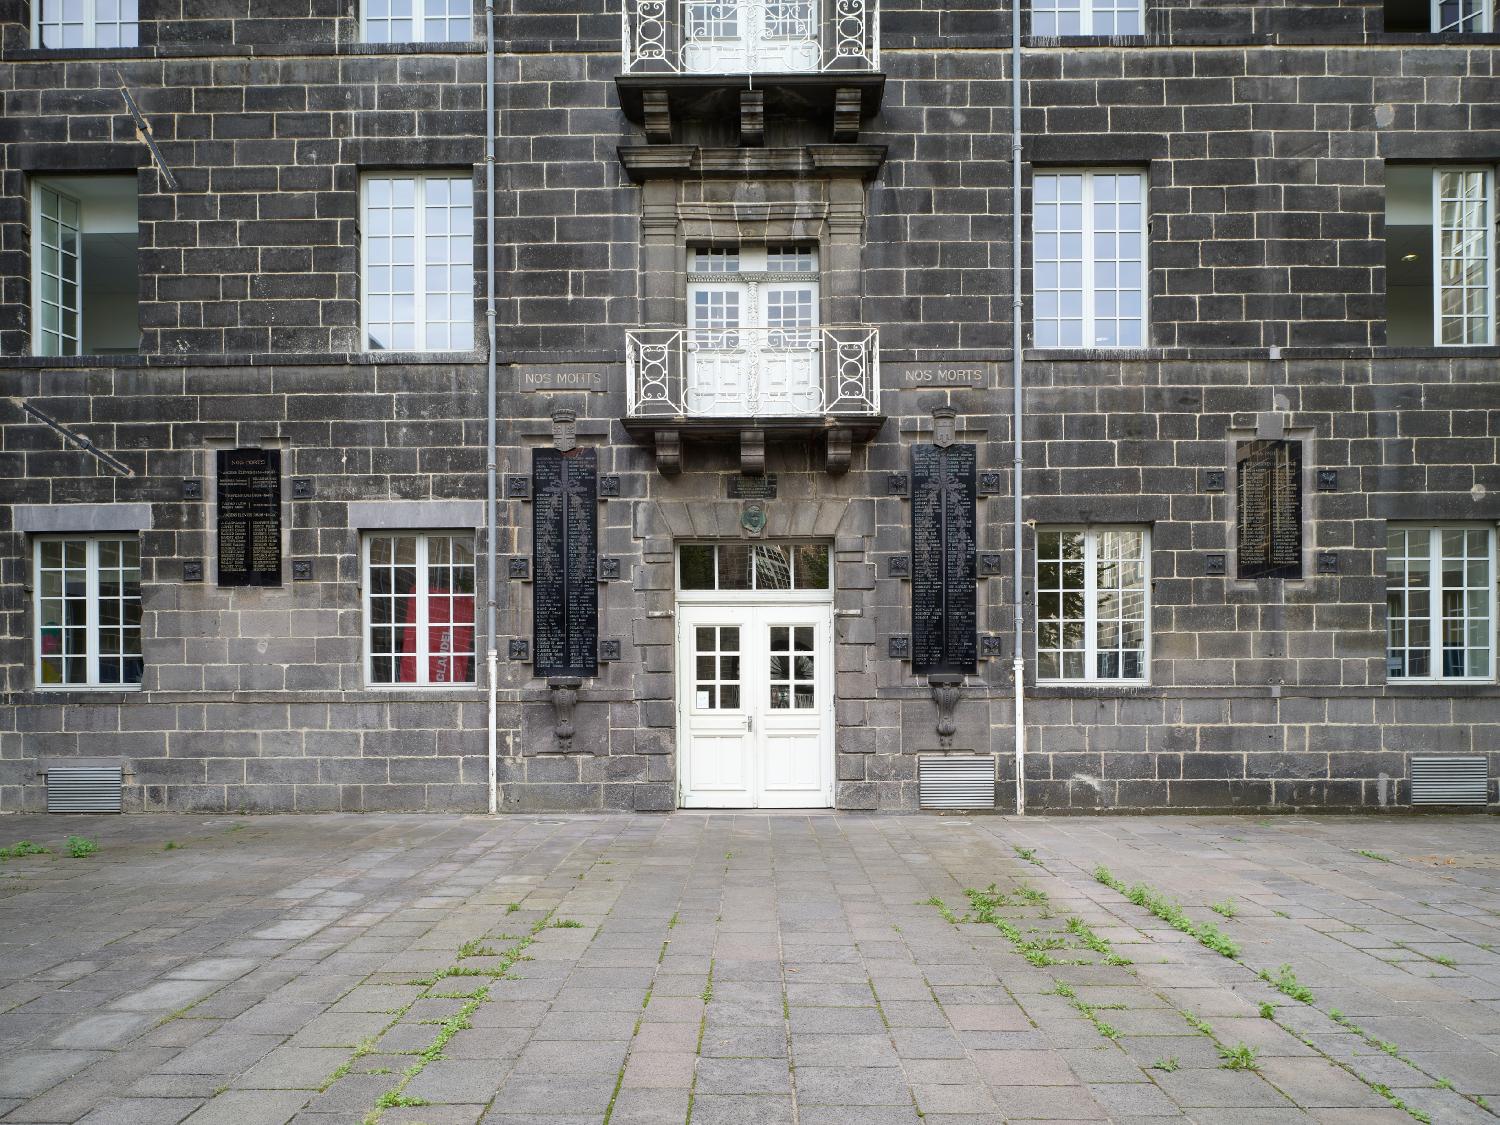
[0,0,1497,813]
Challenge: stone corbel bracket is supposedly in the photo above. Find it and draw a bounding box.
[928,673,963,746]
[547,676,583,745]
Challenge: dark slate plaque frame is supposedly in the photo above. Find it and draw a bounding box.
[532,447,599,678]
[216,447,282,587]
[1236,439,1302,581]
[910,443,978,675]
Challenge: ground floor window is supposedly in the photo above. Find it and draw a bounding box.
[1035,526,1149,682]
[34,536,142,689]
[363,533,476,686]
[1387,525,1494,680]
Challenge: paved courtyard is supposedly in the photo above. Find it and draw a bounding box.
[0,812,1496,1125]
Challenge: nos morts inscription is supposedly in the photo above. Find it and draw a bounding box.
[216,447,281,587]
[1236,439,1302,580]
[911,444,978,675]
[532,447,599,677]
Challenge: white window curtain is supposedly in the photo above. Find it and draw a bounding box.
[1033,170,1147,348]
[362,174,474,352]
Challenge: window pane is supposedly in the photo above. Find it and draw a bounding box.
[794,544,830,589]
[680,545,716,589]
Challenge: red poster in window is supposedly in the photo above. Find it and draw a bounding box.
[429,593,474,684]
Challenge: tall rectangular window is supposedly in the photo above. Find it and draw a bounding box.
[1387,527,1494,681]
[1033,170,1147,348]
[363,0,473,42]
[34,0,138,48]
[34,537,143,689]
[1031,0,1142,36]
[362,174,474,352]
[1386,165,1494,346]
[1035,527,1149,682]
[32,175,141,357]
[364,533,476,686]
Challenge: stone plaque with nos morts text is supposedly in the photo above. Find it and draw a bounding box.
[216,447,281,588]
[514,365,608,392]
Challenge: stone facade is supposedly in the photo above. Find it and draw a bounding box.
[0,0,1497,813]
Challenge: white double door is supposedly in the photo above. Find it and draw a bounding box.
[677,602,833,808]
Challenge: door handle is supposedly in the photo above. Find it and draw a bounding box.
[745,715,754,733]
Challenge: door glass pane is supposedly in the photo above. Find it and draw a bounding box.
[693,624,741,710]
[767,623,815,709]
[717,544,751,590]
[751,544,792,590]
[681,545,716,589]
[794,544,830,589]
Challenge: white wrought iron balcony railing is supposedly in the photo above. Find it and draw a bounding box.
[626,326,880,418]
[622,0,879,75]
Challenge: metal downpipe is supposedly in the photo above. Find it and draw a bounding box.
[485,0,499,815]
[1011,0,1026,816]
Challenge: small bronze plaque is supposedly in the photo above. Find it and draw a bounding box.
[509,557,530,579]
[728,475,778,500]
[291,477,313,499]
[182,560,204,583]
[508,639,530,661]
[182,479,203,501]
[888,555,911,578]
[599,639,621,662]
[888,635,911,660]
[291,560,313,581]
[506,475,531,499]
[599,474,620,498]
[1205,554,1227,576]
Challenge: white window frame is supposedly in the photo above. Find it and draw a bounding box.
[32,184,82,357]
[1034,525,1151,684]
[360,172,474,353]
[1386,524,1496,683]
[32,536,143,691]
[1433,0,1493,32]
[687,245,821,336]
[1432,167,1495,347]
[1031,0,1143,36]
[1032,168,1149,350]
[361,532,478,688]
[32,0,139,49]
[361,0,474,43]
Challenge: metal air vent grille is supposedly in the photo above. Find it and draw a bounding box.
[918,755,996,810]
[46,766,123,813]
[1410,756,1489,806]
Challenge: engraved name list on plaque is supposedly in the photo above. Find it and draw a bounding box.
[532,447,599,678]
[216,447,282,587]
[910,443,979,675]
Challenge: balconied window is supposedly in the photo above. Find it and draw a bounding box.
[1386,166,1495,347]
[628,245,878,421]
[623,0,878,74]
[1031,0,1142,36]
[1386,0,1493,32]
[33,0,138,48]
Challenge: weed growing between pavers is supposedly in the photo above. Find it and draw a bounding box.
[1393,941,1458,969]
[66,835,98,858]
[1218,1043,1260,1071]
[342,907,557,1125]
[1259,963,1315,1004]
[1355,850,1393,863]
[684,958,713,1125]
[1014,846,1042,865]
[1151,1057,1180,1072]
[1093,866,1240,959]
[1210,898,1237,919]
[0,841,50,860]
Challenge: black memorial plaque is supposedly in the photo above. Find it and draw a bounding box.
[532,447,599,677]
[216,448,281,587]
[1236,439,1302,581]
[910,443,978,675]
[727,474,777,500]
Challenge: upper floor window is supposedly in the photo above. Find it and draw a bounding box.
[1386,166,1494,347]
[361,173,474,352]
[686,245,820,414]
[1033,170,1147,349]
[363,0,472,42]
[1386,0,1493,32]
[1032,0,1142,36]
[1036,527,1149,683]
[363,533,476,686]
[1387,526,1494,681]
[34,537,142,690]
[34,0,138,48]
[31,175,140,357]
